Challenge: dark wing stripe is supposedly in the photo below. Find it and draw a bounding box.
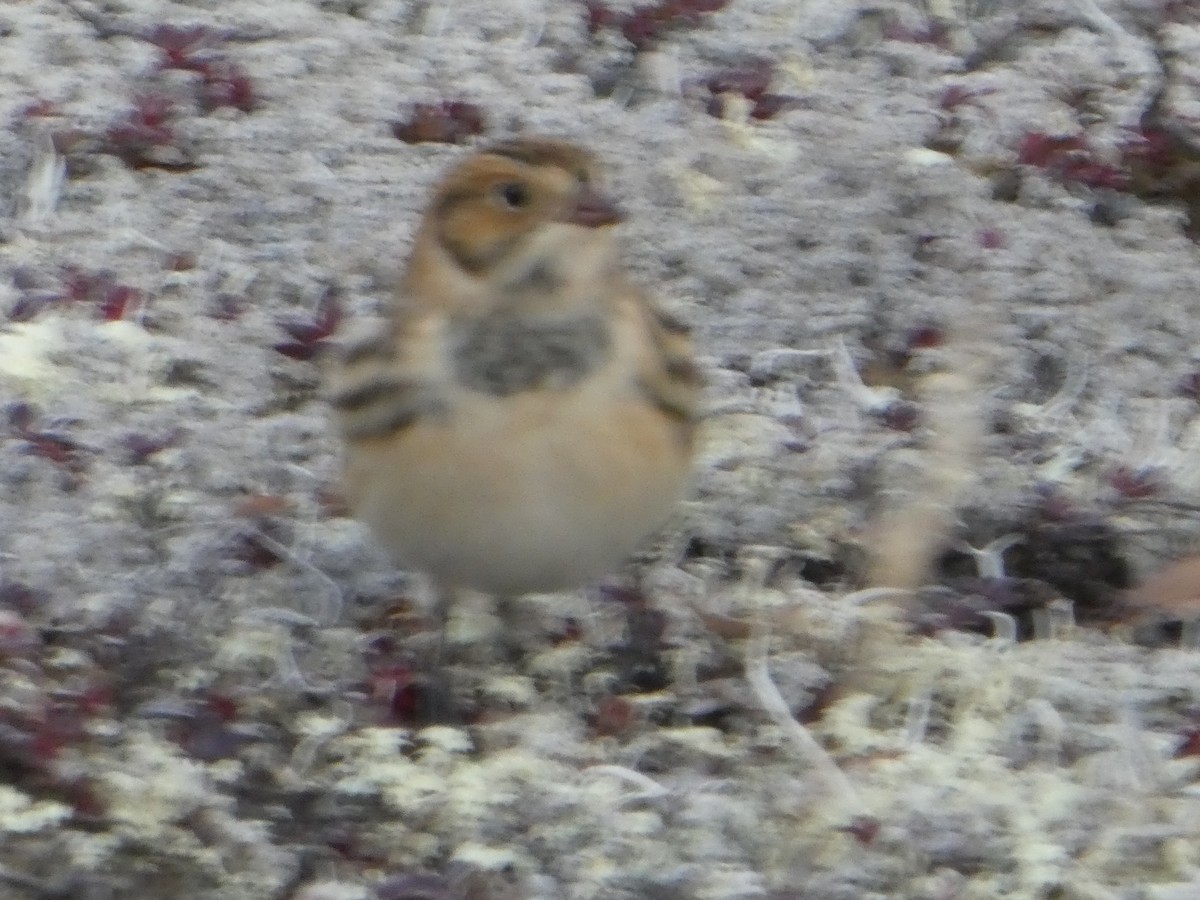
[343,404,422,441]
[651,306,692,336]
[637,377,694,423]
[328,376,417,412]
[338,388,449,441]
[663,355,702,385]
[636,294,701,429]
[340,334,395,366]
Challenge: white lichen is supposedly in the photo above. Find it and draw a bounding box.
[0,786,71,834]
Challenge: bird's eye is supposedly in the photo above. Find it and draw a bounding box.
[496,182,529,209]
[576,169,590,185]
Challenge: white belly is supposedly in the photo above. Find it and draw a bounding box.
[343,386,690,595]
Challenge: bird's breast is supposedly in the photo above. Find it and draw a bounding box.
[447,311,612,396]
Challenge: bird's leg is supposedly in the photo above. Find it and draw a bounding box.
[426,580,458,720]
[492,594,526,664]
[430,580,456,668]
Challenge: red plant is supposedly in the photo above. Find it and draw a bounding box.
[978,228,1004,249]
[16,98,59,122]
[225,530,284,570]
[0,664,111,817]
[7,402,89,475]
[370,664,427,725]
[1176,729,1200,757]
[103,94,196,170]
[273,286,342,360]
[1016,132,1130,191]
[591,694,636,737]
[144,23,217,70]
[1109,464,1162,500]
[123,428,184,464]
[141,22,257,113]
[905,323,946,351]
[585,0,730,51]
[12,267,147,323]
[748,94,797,120]
[701,63,799,121]
[584,0,618,33]
[841,815,882,846]
[197,60,257,113]
[98,284,142,321]
[1176,709,1200,757]
[938,84,997,112]
[1176,371,1200,400]
[706,67,771,101]
[391,102,485,145]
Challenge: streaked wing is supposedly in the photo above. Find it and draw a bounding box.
[325,313,447,442]
[633,292,702,432]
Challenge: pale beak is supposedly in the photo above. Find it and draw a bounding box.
[562,185,623,228]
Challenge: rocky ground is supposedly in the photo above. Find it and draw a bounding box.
[2,1,1200,898]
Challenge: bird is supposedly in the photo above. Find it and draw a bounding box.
[325,137,701,657]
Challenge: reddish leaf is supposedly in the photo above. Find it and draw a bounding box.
[905,323,946,350]
[1176,371,1200,400]
[706,66,772,100]
[978,228,1004,249]
[273,287,341,359]
[1176,729,1200,757]
[227,531,283,569]
[272,340,320,361]
[592,695,636,737]
[392,101,485,144]
[842,816,881,845]
[18,98,58,120]
[123,429,182,463]
[750,94,798,120]
[621,8,663,48]
[584,1,617,33]
[938,84,996,111]
[370,664,426,725]
[144,23,215,69]
[1017,132,1087,167]
[24,431,86,470]
[199,61,257,113]
[99,285,140,321]
[1110,464,1161,500]
[1059,159,1129,191]
[878,400,921,432]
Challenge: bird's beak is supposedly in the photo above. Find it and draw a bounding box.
[562,186,623,228]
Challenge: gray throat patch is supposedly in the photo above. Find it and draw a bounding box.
[449,311,612,396]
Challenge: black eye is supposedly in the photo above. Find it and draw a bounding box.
[496,182,529,208]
